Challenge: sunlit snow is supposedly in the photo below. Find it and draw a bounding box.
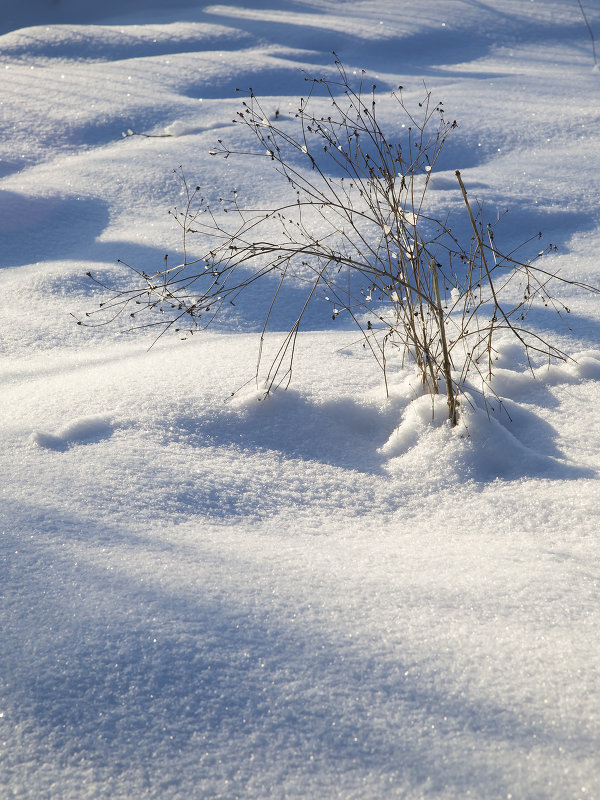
[1,1,600,798]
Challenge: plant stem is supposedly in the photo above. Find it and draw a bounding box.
[430,258,457,426]
[578,0,598,67]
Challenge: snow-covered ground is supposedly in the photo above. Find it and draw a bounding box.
[1,1,600,797]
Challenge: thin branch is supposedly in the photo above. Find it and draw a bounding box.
[578,0,598,66]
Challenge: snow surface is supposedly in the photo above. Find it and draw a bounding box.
[1,1,600,797]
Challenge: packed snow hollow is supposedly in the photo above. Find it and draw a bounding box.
[1,1,599,798]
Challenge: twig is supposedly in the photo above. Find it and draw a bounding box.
[430,258,457,425]
[577,0,598,67]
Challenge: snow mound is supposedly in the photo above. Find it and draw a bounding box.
[30,415,114,451]
[163,119,201,137]
[536,351,600,385]
[486,349,600,399]
[379,390,591,483]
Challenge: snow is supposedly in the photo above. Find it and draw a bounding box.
[1,1,600,797]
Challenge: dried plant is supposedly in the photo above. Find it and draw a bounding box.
[77,57,598,425]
